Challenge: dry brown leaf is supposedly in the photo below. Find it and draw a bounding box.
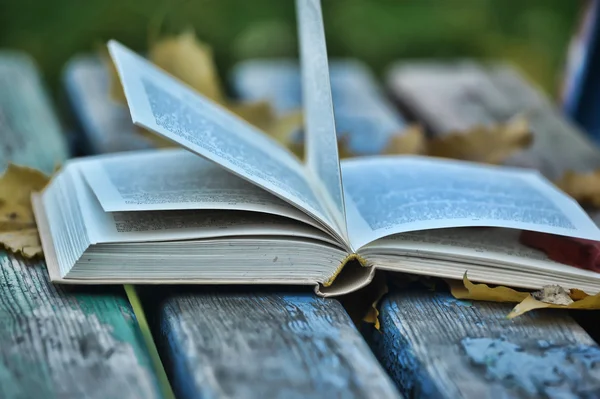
[427,114,532,164]
[448,273,600,318]
[382,125,427,156]
[556,170,600,207]
[149,29,226,104]
[0,228,42,258]
[0,164,49,258]
[0,164,49,230]
[362,278,389,331]
[227,101,276,132]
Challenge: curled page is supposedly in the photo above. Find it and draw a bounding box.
[107,40,339,237]
[78,149,322,230]
[296,0,347,233]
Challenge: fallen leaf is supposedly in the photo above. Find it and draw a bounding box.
[0,228,42,258]
[556,169,600,207]
[507,288,600,318]
[0,164,49,258]
[362,276,389,330]
[382,125,427,156]
[262,110,304,159]
[427,114,532,164]
[227,101,276,133]
[448,273,600,318]
[149,29,225,104]
[0,164,49,230]
[447,273,529,303]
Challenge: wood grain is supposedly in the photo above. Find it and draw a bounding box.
[370,288,600,399]
[0,52,69,173]
[378,61,600,398]
[0,253,161,399]
[157,290,401,399]
[0,52,162,398]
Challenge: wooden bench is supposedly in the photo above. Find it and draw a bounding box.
[63,54,401,399]
[0,52,163,398]
[373,61,600,398]
[231,58,600,397]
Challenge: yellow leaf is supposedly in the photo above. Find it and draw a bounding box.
[447,273,529,303]
[227,101,276,132]
[427,114,532,164]
[0,228,42,258]
[149,29,225,104]
[362,279,389,331]
[0,164,49,230]
[507,290,600,318]
[556,170,600,207]
[448,273,600,318]
[0,164,49,258]
[382,125,427,156]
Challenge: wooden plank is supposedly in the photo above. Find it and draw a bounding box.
[63,54,154,155]
[65,55,401,399]
[359,61,600,398]
[0,52,162,399]
[231,58,411,155]
[385,61,600,180]
[158,289,401,399]
[371,288,600,399]
[0,52,69,173]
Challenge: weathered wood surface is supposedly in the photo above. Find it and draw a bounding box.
[65,55,400,399]
[63,54,153,155]
[0,52,69,172]
[231,58,410,155]
[386,61,600,180]
[370,288,600,399]
[0,52,162,399]
[158,290,400,399]
[367,61,600,398]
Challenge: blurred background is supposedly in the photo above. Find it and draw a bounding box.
[0,0,584,100]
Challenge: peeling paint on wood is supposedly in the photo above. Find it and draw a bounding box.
[369,289,600,399]
[0,52,162,398]
[0,254,161,398]
[158,290,401,399]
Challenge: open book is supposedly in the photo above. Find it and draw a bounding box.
[34,0,600,296]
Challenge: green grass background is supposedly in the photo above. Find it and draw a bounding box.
[0,0,582,98]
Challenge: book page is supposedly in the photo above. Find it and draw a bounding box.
[78,149,323,230]
[66,162,342,247]
[342,155,600,249]
[107,40,340,238]
[296,0,347,233]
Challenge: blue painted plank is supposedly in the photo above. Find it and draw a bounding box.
[63,54,154,155]
[230,58,410,155]
[158,290,400,399]
[64,54,401,399]
[0,51,163,398]
[370,288,600,399]
[377,61,600,398]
